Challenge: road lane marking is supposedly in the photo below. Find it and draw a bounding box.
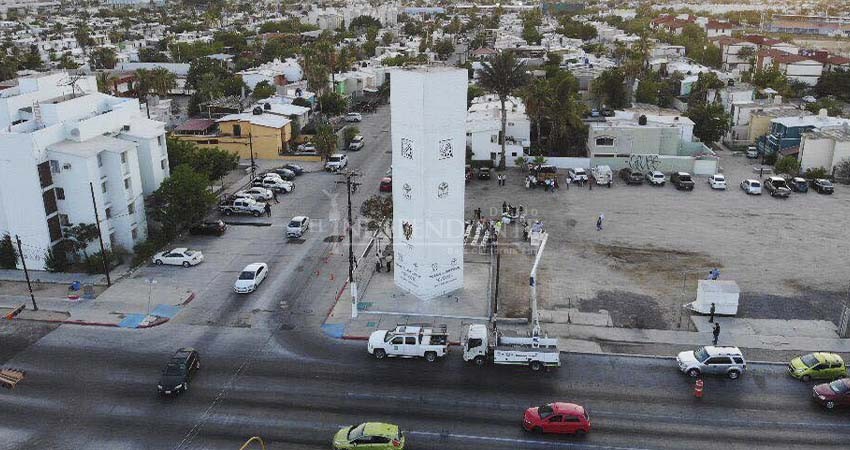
[408,430,648,449]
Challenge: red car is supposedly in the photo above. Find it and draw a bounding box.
[379,177,392,192]
[522,402,591,435]
[813,378,850,409]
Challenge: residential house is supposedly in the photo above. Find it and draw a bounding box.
[237,58,303,90]
[173,110,292,160]
[755,49,823,86]
[798,125,850,172]
[0,72,169,270]
[757,110,850,156]
[703,20,736,38]
[714,37,758,73]
[466,95,530,167]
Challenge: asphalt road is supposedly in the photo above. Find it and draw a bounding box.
[2,106,850,450]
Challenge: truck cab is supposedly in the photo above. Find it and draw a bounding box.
[463,324,560,371]
[368,325,448,362]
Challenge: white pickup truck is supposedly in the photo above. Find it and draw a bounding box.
[462,324,560,372]
[368,325,449,362]
[590,165,613,187]
[218,198,266,216]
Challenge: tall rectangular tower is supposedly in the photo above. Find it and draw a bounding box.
[391,67,466,300]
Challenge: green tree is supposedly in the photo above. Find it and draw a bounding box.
[349,15,382,31]
[138,47,170,62]
[477,51,529,169]
[687,102,730,144]
[313,124,338,160]
[251,80,276,101]
[522,23,542,44]
[0,233,17,269]
[775,155,801,175]
[96,72,118,94]
[519,79,551,151]
[592,68,628,109]
[44,248,69,273]
[544,71,587,156]
[804,97,843,117]
[89,47,117,69]
[62,223,100,259]
[318,92,348,116]
[635,75,660,105]
[433,38,455,60]
[360,194,393,241]
[165,137,238,181]
[150,165,217,239]
[467,84,485,107]
[836,158,850,183]
[814,69,850,102]
[343,125,360,146]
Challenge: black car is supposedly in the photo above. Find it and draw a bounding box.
[283,164,304,175]
[189,220,227,236]
[619,168,644,185]
[158,348,200,396]
[477,167,491,180]
[813,178,834,194]
[265,168,296,180]
[671,172,695,190]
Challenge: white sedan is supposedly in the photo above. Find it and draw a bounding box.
[234,262,269,294]
[152,248,204,267]
[234,187,274,201]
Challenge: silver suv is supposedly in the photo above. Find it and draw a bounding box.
[677,346,746,379]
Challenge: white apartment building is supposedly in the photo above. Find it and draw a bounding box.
[798,125,850,173]
[466,95,531,167]
[0,72,169,270]
[0,0,59,12]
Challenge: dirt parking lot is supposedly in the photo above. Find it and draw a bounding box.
[465,149,850,329]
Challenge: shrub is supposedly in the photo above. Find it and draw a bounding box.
[835,158,850,184]
[44,249,69,273]
[804,167,830,180]
[0,233,17,269]
[774,156,801,175]
[132,240,162,266]
[84,250,119,275]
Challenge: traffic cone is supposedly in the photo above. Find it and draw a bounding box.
[694,378,704,398]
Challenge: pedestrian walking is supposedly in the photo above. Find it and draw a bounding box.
[553,179,559,191]
[596,214,604,231]
[566,176,571,190]
[525,176,531,189]
[502,173,507,186]
[502,201,507,213]
[264,203,272,217]
[759,167,764,178]
[709,302,716,323]
[272,190,279,204]
[589,176,593,190]
[712,323,720,345]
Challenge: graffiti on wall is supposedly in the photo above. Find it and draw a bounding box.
[628,154,661,173]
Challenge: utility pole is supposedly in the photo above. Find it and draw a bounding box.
[248,129,256,180]
[336,170,361,318]
[89,182,111,286]
[14,235,37,311]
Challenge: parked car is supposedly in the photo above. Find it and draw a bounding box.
[676,346,747,379]
[189,220,227,236]
[325,153,348,171]
[522,402,591,435]
[333,423,404,450]
[286,216,310,238]
[789,353,847,382]
[646,171,666,186]
[619,168,643,185]
[152,248,204,267]
[813,178,834,194]
[379,177,392,192]
[348,135,364,151]
[219,197,265,216]
[812,378,850,409]
[234,187,274,201]
[297,143,317,154]
[568,167,588,183]
[157,348,200,396]
[283,164,304,175]
[788,177,808,193]
[763,176,791,198]
[266,168,296,180]
[234,262,269,294]
[477,167,491,180]
[671,172,695,190]
[740,179,762,195]
[746,146,759,159]
[707,174,727,190]
[345,112,363,122]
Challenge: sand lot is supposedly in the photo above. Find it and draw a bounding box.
[465,149,850,329]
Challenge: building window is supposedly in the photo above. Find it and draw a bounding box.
[55,187,65,200]
[120,152,127,164]
[127,202,135,214]
[157,135,163,146]
[161,159,167,170]
[59,214,70,226]
[490,134,498,143]
[101,181,107,193]
[42,190,57,215]
[490,152,497,160]
[233,124,242,137]
[49,160,60,174]
[596,136,615,146]
[47,215,62,242]
[124,178,130,189]
[97,153,103,167]
[105,207,112,219]
[37,161,53,188]
[131,228,138,240]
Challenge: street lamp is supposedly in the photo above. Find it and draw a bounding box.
[145,278,157,316]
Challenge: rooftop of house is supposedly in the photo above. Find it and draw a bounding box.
[804,125,850,142]
[772,114,850,129]
[217,112,291,129]
[174,119,216,132]
[48,134,135,158]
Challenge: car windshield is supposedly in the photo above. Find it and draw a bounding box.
[288,221,301,227]
[654,173,664,178]
[773,180,788,188]
[694,347,709,362]
[714,176,724,181]
[801,353,819,367]
[163,363,184,376]
[830,380,850,394]
[821,180,833,186]
[238,271,255,280]
[348,423,366,440]
[538,404,554,419]
[330,156,342,162]
[751,182,760,187]
[680,175,692,181]
[184,250,196,256]
[353,137,362,142]
[575,169,585,174]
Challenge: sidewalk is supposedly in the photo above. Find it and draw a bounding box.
[0,278,194,328]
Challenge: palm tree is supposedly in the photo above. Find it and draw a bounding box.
[95,71,117,94]
[477,51,528,169]
[313,124,338,161]
[518,79,550,152]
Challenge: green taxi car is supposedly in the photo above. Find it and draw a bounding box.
[333,422,404,450]
[788,352,847,381]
